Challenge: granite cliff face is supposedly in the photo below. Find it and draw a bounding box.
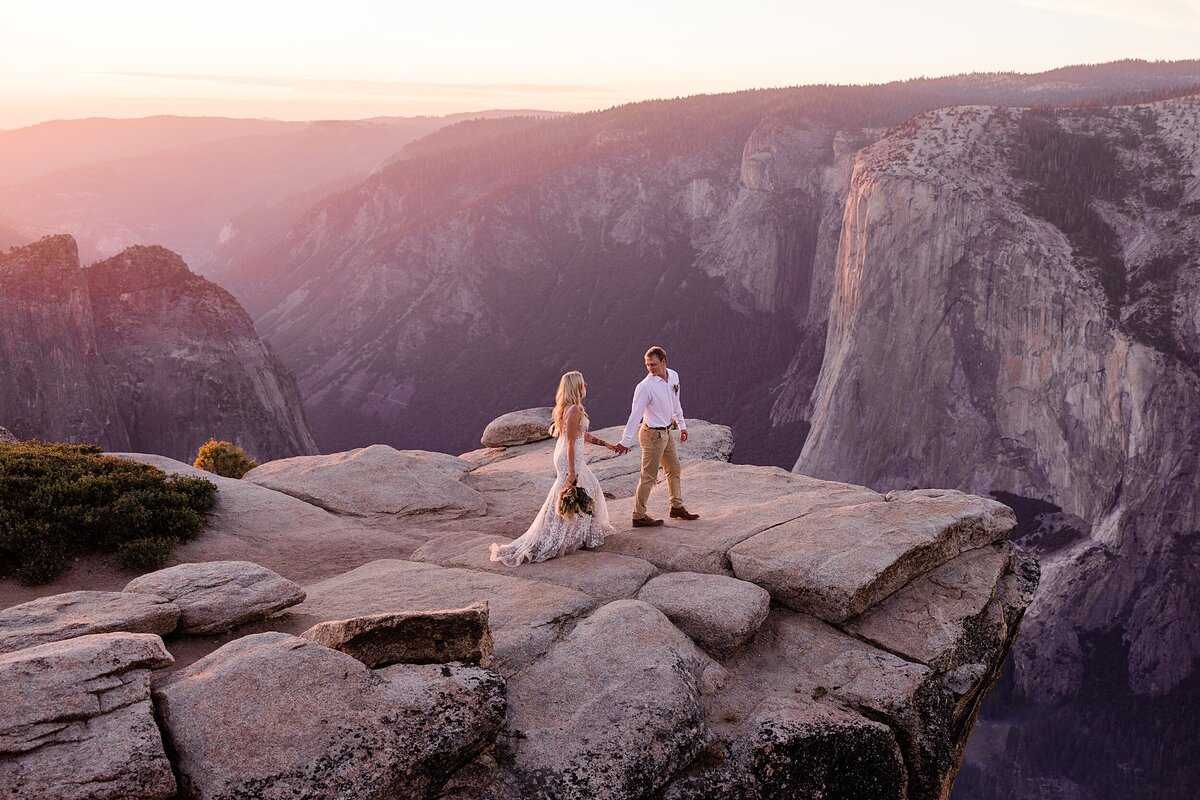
[216,106,834,463]
[794,98,1200,706]
[0,235,316,461]
[0,236,121,445]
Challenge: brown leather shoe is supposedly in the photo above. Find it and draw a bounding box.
[669,506,700,520]
[632,516,664,528]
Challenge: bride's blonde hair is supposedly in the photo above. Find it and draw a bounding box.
[549,371,589,437]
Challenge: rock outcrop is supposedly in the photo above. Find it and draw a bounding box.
[502,600,718,798]
[637,572,770,657]
[728,489,1016,622]
[0,235,316,461]
[299,603,493,668]
[288,559,596,676]
[599,459,881,574]
[0,591,179,654]
[0,633,176,800]
[480,407,554,447]
[1,418,1036,798]
[154,632,505,800]
[242,445,486,517]
[123,561,305,634]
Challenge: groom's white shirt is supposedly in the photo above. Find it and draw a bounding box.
[619,367,686,448]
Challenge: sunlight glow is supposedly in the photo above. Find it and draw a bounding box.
[0,0,1196,128]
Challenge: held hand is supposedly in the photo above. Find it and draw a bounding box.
[614,444,630,455]
[680,430,688,443]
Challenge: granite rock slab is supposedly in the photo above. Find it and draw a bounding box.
[0,590,179,654]
[0,633,175,800]
[124,560,305,634]
[728,488,1016,621]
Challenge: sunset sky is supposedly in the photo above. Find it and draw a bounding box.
[1,0,1197,129]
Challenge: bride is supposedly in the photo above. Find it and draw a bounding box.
[490,371,618,566]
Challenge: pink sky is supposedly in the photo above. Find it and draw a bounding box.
[1,0,1197,129]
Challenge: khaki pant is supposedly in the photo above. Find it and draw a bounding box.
[633,424,683,519]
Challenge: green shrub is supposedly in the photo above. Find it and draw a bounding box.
[116,537,180,572]
[0,441,217,584]
[194,439,259,479]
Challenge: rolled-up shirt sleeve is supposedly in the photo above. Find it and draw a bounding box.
[620,382,650,448]
[672,373,686,431]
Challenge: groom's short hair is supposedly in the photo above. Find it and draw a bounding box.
[645,346,667,362]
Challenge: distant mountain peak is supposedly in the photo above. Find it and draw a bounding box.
[87,244,198,291]
[0,233,79,277]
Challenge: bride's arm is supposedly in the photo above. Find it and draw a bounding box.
[584,430,618,451]
[564,405,581,483]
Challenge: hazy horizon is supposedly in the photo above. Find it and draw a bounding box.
[2,0,1198,129]
[3,57,1199,134]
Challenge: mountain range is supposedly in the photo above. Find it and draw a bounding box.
[0,111,561,271]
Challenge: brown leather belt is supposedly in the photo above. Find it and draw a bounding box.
[643,424,670,430]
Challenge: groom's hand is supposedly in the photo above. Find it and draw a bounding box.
[614,444,630,455]
[680,431,688,443]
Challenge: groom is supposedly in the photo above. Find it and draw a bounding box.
[615,346,700,527]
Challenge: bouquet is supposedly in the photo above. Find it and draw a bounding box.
[557,481,595,518]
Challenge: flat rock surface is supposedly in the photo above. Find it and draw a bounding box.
[750,611,932,712]
[112,453,430,580]
[638,571,770,657]
[0,590,179,654]
[155,632,505,800]
[287,559,596,676]
[481,407,554,447]
[300,602,493,667]
[728,488,1016,621]
[0,633,176,800]
[503,600,717,799]
[243,444,486,517]
[846,543,1014,670]
[411,531,657,601]
[124,560,305,634]
[599,460,881,574]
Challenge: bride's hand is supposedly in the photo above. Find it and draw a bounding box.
[566,469,578,485]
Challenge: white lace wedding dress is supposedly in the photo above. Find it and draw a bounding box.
[489,418,614,566]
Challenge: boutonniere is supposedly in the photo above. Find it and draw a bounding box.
[672,383,679,394]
